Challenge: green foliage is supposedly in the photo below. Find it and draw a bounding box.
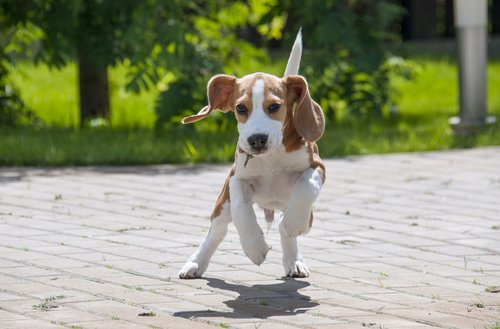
[0,50,30,126]
[1,0,405,129]
[0,19,41,126]
[153,0,278,128]
[307,56,418,122]
[287,0,405,120]
[1,0,156,68]
[1,0,282,127]
[0,1,235,124]
[3,58,500,166]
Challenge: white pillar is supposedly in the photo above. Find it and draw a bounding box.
[450,0,496,133]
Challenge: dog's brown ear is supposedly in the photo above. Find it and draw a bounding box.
[182,74,237,124]
[284,75,325,142]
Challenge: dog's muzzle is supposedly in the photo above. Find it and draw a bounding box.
[247,134,268,153]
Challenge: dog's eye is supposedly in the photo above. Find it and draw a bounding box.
[268,103,281,113]
[236,104,247,115]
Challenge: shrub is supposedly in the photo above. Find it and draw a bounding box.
[0,22,41,126]
[285,0,407,121]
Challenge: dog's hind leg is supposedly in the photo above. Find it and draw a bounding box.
[178,202,231,279]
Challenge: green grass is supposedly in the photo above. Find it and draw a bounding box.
[319,58,500,156]
[9,62,158,128]
[319,58,500,155]
[1,58,500,166]
[0,127,238,165]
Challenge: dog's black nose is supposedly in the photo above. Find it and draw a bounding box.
[247,134,268,152]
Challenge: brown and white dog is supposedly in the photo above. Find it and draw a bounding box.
[179,31,325,279]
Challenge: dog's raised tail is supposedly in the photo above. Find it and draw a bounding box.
[284,29,302,77]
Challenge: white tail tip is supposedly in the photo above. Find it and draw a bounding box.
[284,29,302,77]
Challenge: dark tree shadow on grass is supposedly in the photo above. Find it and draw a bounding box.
[174,277,319,320]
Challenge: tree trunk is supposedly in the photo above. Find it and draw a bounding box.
[493,0,500,35]
[77,51,109,125]
[443,0,454,38]
[401,0,438,40]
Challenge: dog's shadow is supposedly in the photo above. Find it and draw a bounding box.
[174,277,319,320]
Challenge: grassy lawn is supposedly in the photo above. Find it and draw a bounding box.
[1,58,499,166]
[322,58,500,155]
[9,63,158,128]
[0,128,237,165]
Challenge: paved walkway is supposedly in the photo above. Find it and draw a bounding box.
[0,147,499,329]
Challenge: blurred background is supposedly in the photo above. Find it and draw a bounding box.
[1,0,499,165]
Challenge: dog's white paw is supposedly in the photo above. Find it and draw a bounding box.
[241,235,270,265]
[283,212,310,238]
[178,261,204,279]
[285,260,310,278]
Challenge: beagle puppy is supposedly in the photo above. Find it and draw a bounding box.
[179,31,325,278]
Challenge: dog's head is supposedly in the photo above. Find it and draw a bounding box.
[182,72,324,156]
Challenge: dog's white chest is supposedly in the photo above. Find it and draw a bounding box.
[250,172,302,210]
[234,145,310,210]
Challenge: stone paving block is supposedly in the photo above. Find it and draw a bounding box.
[0,309,27,321]
[339,314,440,329]
[104,274,169,287]
[384,306,492,327]
[145,300,220,315]
[0,274,25,286]
[0,319,63,329]
[101,258,162,271]
[26,307,108,323]
[308,304,377,318]
[57,252,125,263]
[67,299,150,321]
[268,311,347,326]
[0,249,56,262]
[435,313,495,329]
[0,259,22,269]
[77,312,216,329]
[40,236,119,249]
[454,275,500,287]
[54,292,105,304]
[28,257,91,270]
[227,321,301,329]
[35,244,90,255]
[360,292,436,306]
[0,292,29,303]
[0,298,48,314]
[311,324,402,329]
[69,319,150,329]
[0,282,69,300]
[425,300,496,318]
[117,288,178,305]
[61,266,128,278]
[397,285,478,299]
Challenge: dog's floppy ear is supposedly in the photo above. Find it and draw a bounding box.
[284,75,325,142]
[182,74,237,124]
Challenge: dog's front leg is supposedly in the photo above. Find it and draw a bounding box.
[283,167,323,238]
[279,217,310,277]
[229,177,270,265]
[179,202,231,279]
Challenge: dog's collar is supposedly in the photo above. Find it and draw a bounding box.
[237,146,253,168]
